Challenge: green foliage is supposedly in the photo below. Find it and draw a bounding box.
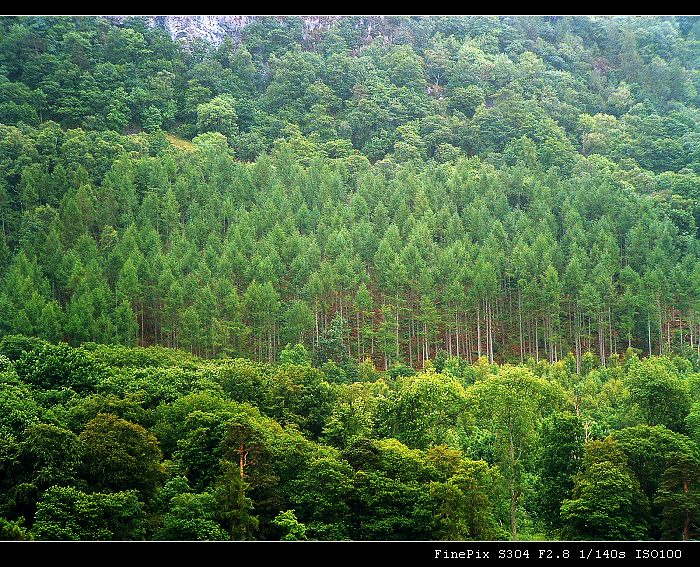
[14,343,103,393]
[624,357,691,432]
[79,413,164,497]
[288,455,353,539]
[19,423,84,488]
[213,460,259,540]
[0,338,694,541]
[272,509,308,540]
[377,371,469,449]
[0,516,32,540]
[156,491,229,541]
[468,365,567,539]
[0,382,41,435]
[561,438,650,540]
[534,413,585,531]
[32,486,145,540]
[263,363,336,437]
[612,425,698,501]
[348,469,437,540]
[612,424,699,537]
[0,335,47,361]
[654,452,700,540]
[197,95,239,144]
[1,15,699,542]
[279,343,311,366]
[313,313,350,368]
[431,460,507,540]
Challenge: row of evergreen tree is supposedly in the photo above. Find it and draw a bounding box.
[1,16,700,369]
[1,126,700,369]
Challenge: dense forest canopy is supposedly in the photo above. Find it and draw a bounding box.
[0,15,699,542]
[2,16,700,366]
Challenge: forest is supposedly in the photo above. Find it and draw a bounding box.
[0,15,699,541]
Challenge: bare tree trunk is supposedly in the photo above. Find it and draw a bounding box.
[395,292,400,360]
[608,306,613,356]
[447,316,453,356]
[456,311,460,358]
[424,322,429,363]
[408,308,414,367]
[490,299,495,363]
[477,302,482,359]
[599,314,606,368]
[659,303,664,356]
[575,311,581,374]
[518,291,524,364]
[487,299,494,364]
[466,316,472,363]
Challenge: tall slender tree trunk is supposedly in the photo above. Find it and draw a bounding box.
[599,314,606,368]
[356,311,361,357]
[424,322,429,363]
[408,309,414,367]
[447,316,452,356]
[456,311,460,358]
[659,303,664,356]
[487,299,494,364]
[466,316,472,363]
[575,311,581,374]
[395,292,400,360]
[518,291,524,364]
[315,310,319,346]
[489,299,494,363]
[608,306,613,357]
[476,302,482,358]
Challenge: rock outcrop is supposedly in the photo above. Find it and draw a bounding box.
[109,15,391,47]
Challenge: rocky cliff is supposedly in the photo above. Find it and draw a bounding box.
[152,16,255,44]
[111,15,390,47]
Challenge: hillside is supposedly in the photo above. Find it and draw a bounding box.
[1,17,700,367]
[0,16,699,543]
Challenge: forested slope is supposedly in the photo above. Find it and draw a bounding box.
[0,337,698,540]
[0,16,699,541]
[2,17,700,366]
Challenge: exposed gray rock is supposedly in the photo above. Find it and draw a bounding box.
[152,16,256,45]
[109,15,390,47]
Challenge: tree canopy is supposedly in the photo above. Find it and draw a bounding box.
[1,15,700,541]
